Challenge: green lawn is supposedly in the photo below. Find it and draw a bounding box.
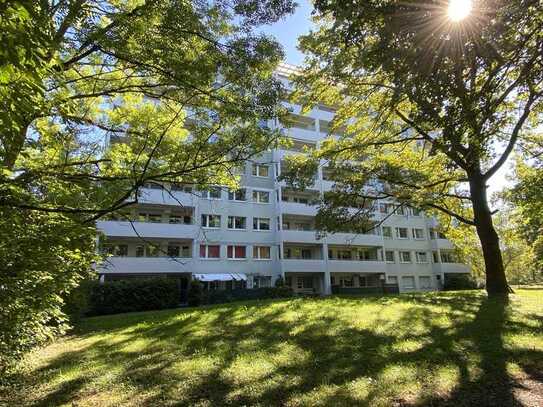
[2,289,542,406]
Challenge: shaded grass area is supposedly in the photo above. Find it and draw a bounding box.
[1,290,542,406]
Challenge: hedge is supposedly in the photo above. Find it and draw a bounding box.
[443,274,478,291]
[197,286,294,305]
[87,278,180,316]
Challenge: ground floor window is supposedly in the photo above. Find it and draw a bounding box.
[401,276,416,289]
[419,276,432,289]
[297,276,313,289]
[254,276,272,288]
[388,276,398,285]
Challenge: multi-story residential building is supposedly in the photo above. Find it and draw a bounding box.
[96,64,470,295]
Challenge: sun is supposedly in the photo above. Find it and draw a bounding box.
[447,0,473,22]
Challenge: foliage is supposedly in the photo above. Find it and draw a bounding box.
[0,0,294,366]
[446,209,540,285]
[88,278,180,316]
[506,153,543,275]
[0,207,96,373]
[443,274,478,291]
[187,279,204,307]
[62,277,98,322]
[3,290,542,405]
[285,0,543,296]
[201,286,294,304]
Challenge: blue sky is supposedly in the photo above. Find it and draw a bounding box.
[261,1,510,196]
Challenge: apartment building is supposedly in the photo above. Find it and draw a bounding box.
[96,64,470,295]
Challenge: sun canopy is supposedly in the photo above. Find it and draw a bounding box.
[193,273,247,282]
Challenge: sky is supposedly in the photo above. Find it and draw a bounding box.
[260,1,511,197]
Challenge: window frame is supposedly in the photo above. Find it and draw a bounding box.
[227,245,247,260]
[385,250,395,263]
[252,190,270,204]
[253,217,271,231]
[199,244,220,259]
[227,216,247,230]
[201,214,221,229]
[252,164,270,178]
[396,227,409,239]
[416,251,429,263]
[399,251,412,263]
[253,245,271,260]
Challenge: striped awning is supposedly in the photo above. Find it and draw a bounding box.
[193,273,247,282]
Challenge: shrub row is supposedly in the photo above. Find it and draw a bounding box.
[83,278,180,316]
[443,274,479,290]
[66,278,295,317]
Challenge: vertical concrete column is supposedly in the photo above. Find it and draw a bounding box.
[322,241,332,295]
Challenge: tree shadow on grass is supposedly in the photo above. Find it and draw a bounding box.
[4,294,543,406]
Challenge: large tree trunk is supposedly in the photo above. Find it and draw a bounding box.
[469,177,510,298]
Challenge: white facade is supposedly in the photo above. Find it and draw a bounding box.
[96,65,469,294]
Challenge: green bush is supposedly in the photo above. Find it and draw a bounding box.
[88,278,180,316]
[187,279,203,307]
[201,287,294,305]
[443,274,478,291]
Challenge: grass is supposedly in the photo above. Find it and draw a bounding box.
[2,289,542,406]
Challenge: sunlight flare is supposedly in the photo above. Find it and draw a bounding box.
[448,0,473,22]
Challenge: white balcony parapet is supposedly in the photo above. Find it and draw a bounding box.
[328,260,387,273]
[432,263,470,273]
[281,259,325,273]
[97,220,199,239]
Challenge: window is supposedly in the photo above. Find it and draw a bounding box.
[253,276,272,288]
[401,276,416,289]
[380,203,395,214]
[429,228,437,239]
[170,214,192,224]
[440,252,456,263]
[396,227,409,239]
[358,250,374,261]
[228,188,246,201]
[201,214,221,228]
[433,251,440,263]
[227,245,247,260]
[253,217,271,231]
[400,251,412,263]
[395,205,406,215]
[416,251,428,263]
[167,244,180,257]
[146,244,161,257]
[430,228,446,239]
[287,113,316,131]
[253,246,271,260]
[252,164,269,177]
[411,207,422,216]
[297,276,314,289]
[227,216,246,230]
[382,226,393,239]
[201,187,221,199]
[138,212,162,223]
[200,244,220,259]
[253,190,270,203]
[419,276,432,289]
[171,184,193,193]
[388,276,398,285]
[136,245,144,257]
[412,228,425,239]
[301,249,312,259]
[103,244,128,257]
[385,251,395,263]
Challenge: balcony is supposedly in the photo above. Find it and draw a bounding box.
[281,229,320,244]
[280,201,319,216]
[328,260,387,273]
[138,188,197,207]
[325,232,383,246]
[433,263,470,274]
[98,256,193,274]
[97,220,199,239]
[281,259,325,273]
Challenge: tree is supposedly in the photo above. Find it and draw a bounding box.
[286,0,543,297]
[505,140,543,276]
[0,0,294,370]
